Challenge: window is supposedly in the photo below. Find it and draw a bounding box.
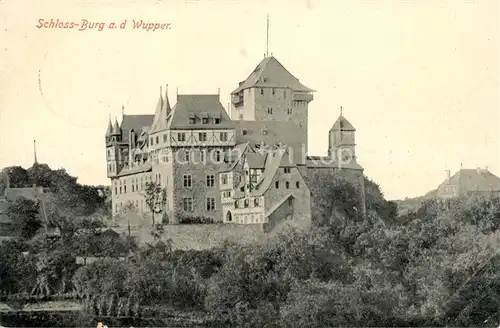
[267,107,273,114]
[183,174,192,187]
[199,132,207,142]
[275,181,279,189]
[150,137,154,145]
[272,88,275,95]
[214,118,221,124]
[177,132,186,142]
[124,185,127,193]
[156,136,159,144]
[200,149,206,162]
[288,197,293,206]
[235,200,239,208]
[296,181,300,188]
[206,197,216,211]
[220,132,228,141]
[132,184,135,192]
[189,118,196,124]
[223,191,231,198]
[202,118,209,124]
[163,134,168,142]
[254,198,259,207]
[184,150,190,162]
[214,150,221,162]
[284,167,291,174]
[183,197,193,211]
[286,181,290,189]
[206,175,215,187]
[244,199,249,208]
[221,173,228,185]
[239,114,244,120]
[287,108,292,114]
[260,88,264,95]
[242,129,248,135]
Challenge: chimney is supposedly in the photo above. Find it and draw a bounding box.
[446,170,451,181]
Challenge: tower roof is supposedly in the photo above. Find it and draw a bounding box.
[150,85,172,134]
[112,118,121,135]
[105,116,113,136]
[330,115,356,132]
[231,56,313,94]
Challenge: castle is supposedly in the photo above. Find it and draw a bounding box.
[105,55,366,230]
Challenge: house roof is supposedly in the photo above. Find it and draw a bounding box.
[330,115,356,131]
[231,56,313,94]
[117,163,152,177]
[440,168,500,192]
[219,143,249,173]
[120,114,154,143]
[166,95,232,130]
[234,120,305,150]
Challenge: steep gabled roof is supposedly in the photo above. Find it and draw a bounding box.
[231,56,313,94]
[120,114,154,143]
[252,149,289,196]
[166,95,232,130]
[441,168,500,192]
[219,143,249,173]
[330,115,356,132]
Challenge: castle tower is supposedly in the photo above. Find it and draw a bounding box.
[105,116,123,178]
[328,107,356,163]
[230,56,314,153]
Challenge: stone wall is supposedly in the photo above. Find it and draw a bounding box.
[132,221,302,250]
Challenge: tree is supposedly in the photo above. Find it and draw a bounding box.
[3,166,30,188]
[142,181,166,226]
[7,197,43,240]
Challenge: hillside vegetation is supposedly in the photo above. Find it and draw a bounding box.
[1,166,500,327]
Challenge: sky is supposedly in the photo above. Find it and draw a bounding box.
[0,0,498,200]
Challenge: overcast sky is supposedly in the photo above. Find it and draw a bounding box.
[0,0,498,200]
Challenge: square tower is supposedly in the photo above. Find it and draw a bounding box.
[230,56,314,154]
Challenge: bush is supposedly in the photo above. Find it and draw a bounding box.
[177,216,214,224]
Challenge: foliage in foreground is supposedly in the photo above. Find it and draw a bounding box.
[2,171,500,327]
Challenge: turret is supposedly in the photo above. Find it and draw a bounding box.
[328,107,356,163]
[112,117,121,136]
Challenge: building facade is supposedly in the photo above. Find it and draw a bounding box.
[106,56,366,228]
[436,167,500,199]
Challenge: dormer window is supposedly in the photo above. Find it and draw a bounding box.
[267,107,273,114]
[189,118,196,124]
[242,129,248,136]
[202,118,209,124]
[287,108,292,115]
[260,89,264,95]
[214,118,221,124]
